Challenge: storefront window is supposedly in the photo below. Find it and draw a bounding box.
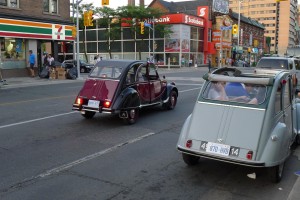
[86,30,97,41]
[123,28,134,40]
[198,28,204,40]
[111,41,121,52]
[87,42,97,53]
[0,0,18,8]
[98,42,108,53]
[191,27,198,40]
[124,41,135,52]
[1,38,25,60]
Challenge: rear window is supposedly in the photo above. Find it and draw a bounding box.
[202,81,267,105]
[90,65,123,79]
[256,59,288,69]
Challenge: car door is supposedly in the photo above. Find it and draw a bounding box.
[282,77,294,148]
[147,63,166,103]
[135,64,151,105]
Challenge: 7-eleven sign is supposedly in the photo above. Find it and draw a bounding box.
[52,25,65,40]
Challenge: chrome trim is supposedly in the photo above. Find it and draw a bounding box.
[198,101,266,111]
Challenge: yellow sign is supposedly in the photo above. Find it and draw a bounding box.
[102,0,109,5]
[83,11,89,26]
[72,26,77,38]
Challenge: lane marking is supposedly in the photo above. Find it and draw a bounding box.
[0,112,76,129]
[1,132,156,193]
[0,87,201,130]
[37,132,156,178]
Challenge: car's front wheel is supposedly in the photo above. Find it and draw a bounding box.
[123,108,139,125]
[182,153,199,166]
[163,90,177,110]
[268,162,285,183]
[81,111,95,119]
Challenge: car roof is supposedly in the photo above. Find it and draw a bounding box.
[205,67,289,86]
[95,59,146,68]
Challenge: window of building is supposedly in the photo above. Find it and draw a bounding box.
[43,0,58,14]
[0,0,18,8]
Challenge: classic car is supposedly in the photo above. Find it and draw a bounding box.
[177,67,300,183]
[72,60,178,124]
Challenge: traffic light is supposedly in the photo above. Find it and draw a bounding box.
[72,26,77,38]
[140,22,144,34]
[102,0,109,5]
[83,11,89,26]
[88,10,94,26]
[232,24,238,35]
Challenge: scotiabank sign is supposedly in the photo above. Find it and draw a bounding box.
[122,13,204,27]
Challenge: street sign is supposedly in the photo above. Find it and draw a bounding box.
[220,26,232,31]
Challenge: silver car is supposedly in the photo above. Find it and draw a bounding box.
[177,67,300,183]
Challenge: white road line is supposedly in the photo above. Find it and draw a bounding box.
[0,111,76,129]
[36,132,156,178]
[0,87,201,130]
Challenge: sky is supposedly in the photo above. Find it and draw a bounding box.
[76,0,192,9]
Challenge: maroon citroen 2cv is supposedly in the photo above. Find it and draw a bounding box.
[72,60,178,124]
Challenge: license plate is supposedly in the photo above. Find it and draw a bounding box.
[206,142,230,156]
[200,141,240,157]
[88,100,100,108]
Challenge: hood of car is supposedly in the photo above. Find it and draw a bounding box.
[187,102,265,151]
[79,78,119,101]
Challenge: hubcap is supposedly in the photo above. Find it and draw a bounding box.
[170,95,176,106]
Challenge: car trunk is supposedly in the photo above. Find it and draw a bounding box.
[188,102,266,153]
[79,78,119,101]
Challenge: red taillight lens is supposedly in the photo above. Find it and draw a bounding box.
[103,100,111,108]
[186,140,192,148]
[246,151,253,160]
[76,98,83,105]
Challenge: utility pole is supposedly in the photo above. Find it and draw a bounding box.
[76,0,83,79]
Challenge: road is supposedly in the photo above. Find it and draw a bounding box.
[0,69,299,200]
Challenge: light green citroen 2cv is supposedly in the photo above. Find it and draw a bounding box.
[177,67,300,183]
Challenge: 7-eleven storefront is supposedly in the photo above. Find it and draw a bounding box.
[0,18,74,77]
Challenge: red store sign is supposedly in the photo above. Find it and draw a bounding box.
[122,14,205,27]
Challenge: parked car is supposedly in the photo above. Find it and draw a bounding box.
[62,59,94,73]
[72,60,178,124]
[256,56,300,87]
[177,67,300,183]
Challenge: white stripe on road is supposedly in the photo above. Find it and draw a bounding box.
[37,132,156,178]
[0,111,76,129]
[0,87,201,130]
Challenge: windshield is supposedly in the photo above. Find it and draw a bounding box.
[89,65,123,79]
[202,81,267,105]
[256,59,288,69]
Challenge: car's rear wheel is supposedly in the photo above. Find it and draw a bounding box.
[268,162,285,183]
[124,108,139,125]
[81,111,95,119]
[182,153,199,166]
[163,90,177,110]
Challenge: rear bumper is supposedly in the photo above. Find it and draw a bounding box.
[72,104,114,114]
[177,146,265,167]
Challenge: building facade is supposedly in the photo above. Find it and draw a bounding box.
[229,0,298,55]
[0,0,73,77]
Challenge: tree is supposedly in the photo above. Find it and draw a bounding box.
[94,6,120,59]
[117,5,171,60]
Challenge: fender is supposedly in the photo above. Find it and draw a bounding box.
[259,122,288,167]
[163,82,179,102]
[112,87,140,110]
[177,114,192,148]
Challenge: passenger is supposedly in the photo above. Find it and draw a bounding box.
[208,81,229,101]
[244,83,259,104]
[225,82,247,97]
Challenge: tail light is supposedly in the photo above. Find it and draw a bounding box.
[186,140,192,148]
[103,100,111,108]
[76,97,83,105]
[246,151,253,160]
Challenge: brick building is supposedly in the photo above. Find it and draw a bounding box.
[0,0,73,78]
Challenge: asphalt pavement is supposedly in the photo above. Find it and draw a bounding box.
[1,66,300,199]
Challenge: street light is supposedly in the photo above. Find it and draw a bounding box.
[75,0,83,79]
[237,0,242,51]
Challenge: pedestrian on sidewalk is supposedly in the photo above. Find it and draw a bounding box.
[28,50,36,77]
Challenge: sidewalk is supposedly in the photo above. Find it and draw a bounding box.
[0,66,206,89]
